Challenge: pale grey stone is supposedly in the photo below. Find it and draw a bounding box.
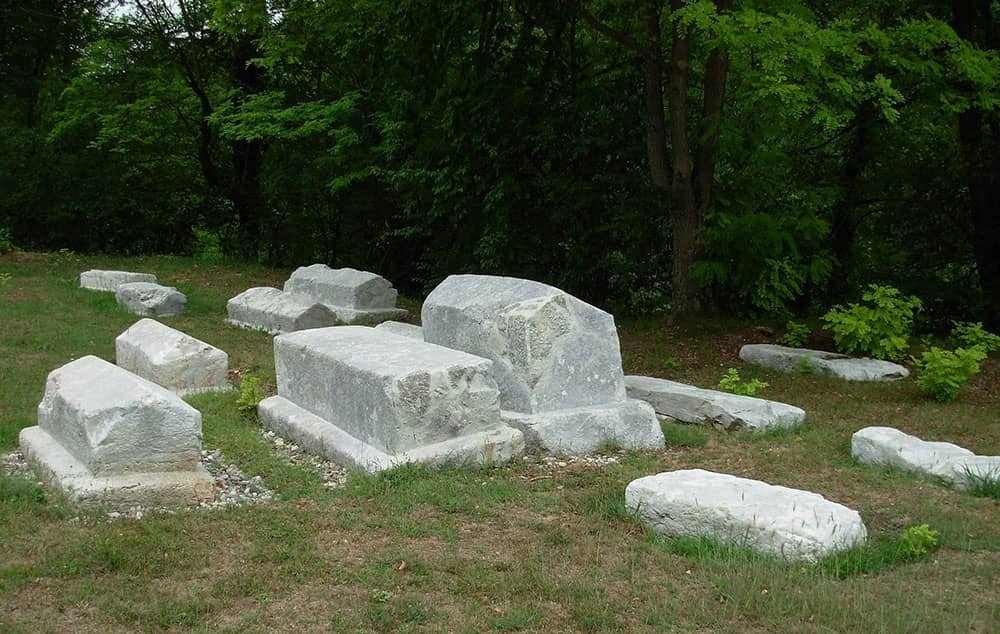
[739,344,909,381]
[283,264,408,325]
[852,426,1000,489]
[226,287,338,334]
[20,355,213,509]
[626,469,868,562]
[80,269,157,291]
[373,320,424,340]
[116,319,230,396]
[501,399,663,453]
[115,282,187,317]
[265,326,523,470]
[624,375,805,432]
[422,275,627,413]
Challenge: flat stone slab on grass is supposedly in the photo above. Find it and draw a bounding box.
[283,264,408,325]
[739,344,909,381]
[373,320,423,340]
[226,286,338,334]
[501,399,663,453]
[116,319,230,396]
[80,269,157,291]
[115,282,187,317]
[260,326,523,472]
[624,375,805,432]
[852,426,1000,489]
[626,469,867,563]
[19,356,213,509]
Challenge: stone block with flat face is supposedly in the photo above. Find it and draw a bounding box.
[116,319,230,396]
[226,287,338,334]
[739,344,908,381]
[80,269,157,292]
[115,282,187,317]
[373,320,423,340]
[283,264,408,325]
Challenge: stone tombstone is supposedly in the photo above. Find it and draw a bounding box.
[421,275,664,453]
[19,356,213,508]
[226,286,338,334]
[852,426,1000,489]
[739,344,909,381]
[624,376,805,433]
[80,269,157,292]
[258,326,523,472]
[626,469,868,563]
[283,264,408,324]
[115,282,187,317]
[116,318,230,396]
[372,320,424,340]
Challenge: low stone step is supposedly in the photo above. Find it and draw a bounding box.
[80,269,157,291]
[739,344,909,381]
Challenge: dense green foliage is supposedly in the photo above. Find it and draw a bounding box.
[822,284,922,360]
[779,320,810,347]
[913,345,986,402]
[1,1,998,320]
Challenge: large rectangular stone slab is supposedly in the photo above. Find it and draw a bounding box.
[226,287,338,334]
[501,399,663,453]
[739,344,908,381]
[116,319,230,396]
[283,264,408,325]
[626,469,867,562]
[624,376,805,432]
[852,426,1000,489]
[115,282,187,317]
[36,356,203,475]
[80,269,157,291]
[273,326,517,456]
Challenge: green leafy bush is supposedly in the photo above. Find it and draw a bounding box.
[898,524,939,560]
[718,368,768,396]
[0,227,14,253]
[821,284,922,360]
[951,321,1000,353]
[913,346,986,402]
[780,320,810,347]
[236,374,267,413]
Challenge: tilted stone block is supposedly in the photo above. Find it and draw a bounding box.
[226,287,338,334]
[626,469,867,562]
[624,376,805,432]
[115,282,187,317]
[739,344,908,381]
[116,319,230,396]
[20,356,213,509]
[373,320,423,340]
[262,326,523,471]
[80,269,157,292]
[852,426,1000,489]
[283,264,408,325]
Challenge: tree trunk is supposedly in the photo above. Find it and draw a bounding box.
[229,35,266,260]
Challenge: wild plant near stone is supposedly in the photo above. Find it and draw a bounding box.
[951,321,1000,353]
[821,284,922,361]
[718,368,768,396]
[912,346,986,402]
[779,320,810,347]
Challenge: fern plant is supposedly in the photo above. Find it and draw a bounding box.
[821,284,921,360]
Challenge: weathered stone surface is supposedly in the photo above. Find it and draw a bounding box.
[624,376,805,432]
[739,344,909,381]
[626,469,867,562]
[226,287,338,334]
[80,269,157,292]
[263,326,523,471]
[373,320,423,340]
[116,319,230,396]
[852,426,1000,489]
[502,399,663,453]
[19,356,213,509]
[283,264,408,324]
[115,282,187,317]
[422,275,627,413]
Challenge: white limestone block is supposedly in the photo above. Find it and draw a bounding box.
[20,355,213,509]
[116,319,230,396]
[739,344,909,381]
[226,286,338,334]
[115,282,187,317]
[373,320,423,340]
[852,426,1000,489]
[624,375,805,432]
[283,264,408,325]
[264,326,523,469]
[501,399,663,453]
[626,469,868,562]
[80,269,157,291]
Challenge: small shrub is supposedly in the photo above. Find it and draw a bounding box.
[0,272,11,287]
[779,320,810,347]
[821,284,921,361]
[718,368,768,396]
[951,321,1000,353]
[235,374,266,413]
[0,227,14,253]
[899,524,939,560]
[913,346,986,402]
[661,357,680,372]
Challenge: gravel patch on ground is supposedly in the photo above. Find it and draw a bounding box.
[262,429,350,489]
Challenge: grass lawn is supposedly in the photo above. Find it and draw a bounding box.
[1,251,997,633]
